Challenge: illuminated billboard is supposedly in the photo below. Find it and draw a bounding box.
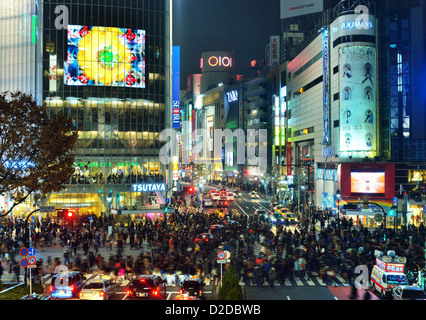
[340,163,395,200]
[351,171,385,194]
[65,25,146,88]
[339,46,376,158]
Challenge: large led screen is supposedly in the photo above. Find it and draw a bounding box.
[351,171,385,194]
[65,25,146,88]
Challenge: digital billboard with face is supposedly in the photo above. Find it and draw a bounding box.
[65,25,146,88]
[351,171,385,194]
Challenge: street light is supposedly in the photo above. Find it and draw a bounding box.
[107,192,113,216]
[336,189,341,219]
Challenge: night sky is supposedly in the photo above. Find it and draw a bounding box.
[172,0,282,86]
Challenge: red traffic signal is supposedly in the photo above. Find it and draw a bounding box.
[63,209,75,219]
[189,187,193,193]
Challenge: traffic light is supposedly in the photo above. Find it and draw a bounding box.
[188,186,193,193]
[388,205,397,217]
[164,206,169,213]
[63,209,75,219]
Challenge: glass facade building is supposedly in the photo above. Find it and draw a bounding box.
[1,0,172,218]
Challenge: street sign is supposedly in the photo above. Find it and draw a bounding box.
[217,251,225,260]
[28,247,36,256]
[20,248,28,256]
[217,259,227,264]
[224,250,231,259]
[28,256,36,266]
[20,259,28,268]
[165,198,170,204]
[39,206,55,213]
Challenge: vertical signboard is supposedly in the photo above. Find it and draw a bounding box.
[322,28,330,145]
[49,55,57,92]
[286,142,292,176]
[270,36,280,67]
[339,46,376,157]
[172,46,181,129]
[172,156,179,181]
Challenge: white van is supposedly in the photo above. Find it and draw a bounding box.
[371,255,408,298]
[226,192,234,201]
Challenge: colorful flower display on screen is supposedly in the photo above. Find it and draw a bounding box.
[65,25,146,88]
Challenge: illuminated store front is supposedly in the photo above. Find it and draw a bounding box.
[5,0,172,218]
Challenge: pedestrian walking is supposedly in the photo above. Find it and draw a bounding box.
[268,267,276,288]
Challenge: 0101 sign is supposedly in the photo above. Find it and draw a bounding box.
[208,56,232,67]
[201,55,233,69]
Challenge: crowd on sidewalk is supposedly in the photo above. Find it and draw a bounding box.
[0,192,424,296]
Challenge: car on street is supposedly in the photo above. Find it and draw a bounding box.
[49,271,87,300]
[217,199,228,208]
[284,212,298,224]
[179,278,206,300]
[194,233,213,244]
[126,275,167,300]
[211,193,220,201]
[393,285,426,300]
[79,278,116,300]
[249,191,259,199]
[233,190,241,197]
[209,224,225,235]
[270,202,280,209]
[270,212,285,225]
[274,205,286,213]
[204,197,213,207]
[254,209,267,217]
[226,192,234,201]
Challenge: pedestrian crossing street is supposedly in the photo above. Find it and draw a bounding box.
[239,270,349,288]
[26,269,349,290]
[247,244,350,288]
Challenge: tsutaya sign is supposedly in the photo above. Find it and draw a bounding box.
[132,183,166,192]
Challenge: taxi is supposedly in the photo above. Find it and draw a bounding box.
[79,278,116,300]
[274,205,286,214]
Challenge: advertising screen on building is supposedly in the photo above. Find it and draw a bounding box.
[339,46,376,158]
[351,171,385,194]
[280,0,323,19]
[65,25,146,88]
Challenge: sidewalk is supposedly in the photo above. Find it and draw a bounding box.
[0,241,154,284]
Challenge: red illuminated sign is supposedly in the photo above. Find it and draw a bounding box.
[376,258,405,273]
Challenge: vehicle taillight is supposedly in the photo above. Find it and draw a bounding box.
[79,292,84,298]
[49,285,54,292]
[99,291,105,297]
[70,285,75,291]
[152,290,158,296]
[199,290,203,296]
[127,290,133,295]
[179,289,183,294]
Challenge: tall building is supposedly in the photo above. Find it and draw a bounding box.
[0,0,172,220]
[376,0,426,224]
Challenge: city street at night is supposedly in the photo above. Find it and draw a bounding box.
[0,0,425,315]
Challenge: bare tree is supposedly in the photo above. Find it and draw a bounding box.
[0,91,78,217]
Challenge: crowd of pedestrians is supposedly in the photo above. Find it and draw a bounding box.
[0,190,425,298]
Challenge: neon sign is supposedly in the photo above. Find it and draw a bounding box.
[341,21,374,31]
[208,56,232,68]
[132,183,166,192]
[226,90,238,103]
